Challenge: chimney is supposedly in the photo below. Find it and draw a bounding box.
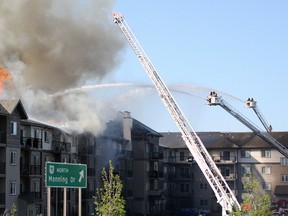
[123,111,132,151]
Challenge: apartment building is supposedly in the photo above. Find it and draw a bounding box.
[160,131,288,215]
[1,98,288,215]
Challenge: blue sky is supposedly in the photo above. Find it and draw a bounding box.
[102,1,288,132]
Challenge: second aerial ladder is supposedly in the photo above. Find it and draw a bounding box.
[207,92,288,158]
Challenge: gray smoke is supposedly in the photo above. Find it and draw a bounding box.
[0,0,126,134]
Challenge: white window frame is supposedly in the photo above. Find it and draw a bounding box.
[200,183,208,190]
[261,166,271,174]
[241,150,251,158]
[200,199,208,206]
[10,151,16,165]
[261,150,271,158]
[11,121,17,135]
[242,166,251,175]
[44,131,49,142]
[281,157,288,166]
[10,181,16,195]
[262,182,271,191]
[281,174,288,182]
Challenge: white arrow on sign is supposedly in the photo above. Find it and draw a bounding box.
[79,170,84,183]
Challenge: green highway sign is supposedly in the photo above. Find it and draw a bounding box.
[45,162,87,188]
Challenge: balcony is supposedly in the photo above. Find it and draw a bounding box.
[149,170,164,178]
[117,150,133,159]
[213,156,236,163]
[149,152,164,159]
[78,146,95,155]
[21,137,42,149]
[52,141,71,153]
[223,173,237,180]
[168,172,193,180]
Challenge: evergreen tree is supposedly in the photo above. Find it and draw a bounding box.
[231,174,272,216]
[9,203,17,216]
[94,160,126,216]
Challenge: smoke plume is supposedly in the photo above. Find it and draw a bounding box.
[0,0,125,134]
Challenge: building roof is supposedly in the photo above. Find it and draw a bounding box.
[0,99,28,119]
[160,131,288,149]
[132,118,162,137]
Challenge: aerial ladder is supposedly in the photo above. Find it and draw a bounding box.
[112,12,240,215]
[207,92,288,158]
[245,98,272,132]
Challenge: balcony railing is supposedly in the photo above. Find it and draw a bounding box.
[21,137,42,149]
[149,152,164,159]
[117,150,133,159]
[213,156,236,163]
[168,172,193,180]
[148,170,164,178]
[52,141,71,152]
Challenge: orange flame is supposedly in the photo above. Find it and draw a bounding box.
[0,68,11,92]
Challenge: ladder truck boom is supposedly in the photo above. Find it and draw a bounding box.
[245,98,272,132]
[207,92,288,158]
[112,12,240,215]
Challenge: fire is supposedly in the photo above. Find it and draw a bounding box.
[0,68,11,92]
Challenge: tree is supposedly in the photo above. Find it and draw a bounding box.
[231,174,273,216]
[9,203,17,216]
[94,160,126,216]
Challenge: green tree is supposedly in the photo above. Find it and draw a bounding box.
[94,160,126,216]
[231,174,272,216]
[9,203,17,216]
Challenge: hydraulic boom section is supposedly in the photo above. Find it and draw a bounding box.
[207,92,288,158]
[112,12,240,215]
[245,98,272,132]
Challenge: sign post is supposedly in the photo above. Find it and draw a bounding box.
[45,162,87,216]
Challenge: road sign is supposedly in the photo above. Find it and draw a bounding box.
[45,162,87,188]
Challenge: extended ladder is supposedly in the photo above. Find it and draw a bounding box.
[112,12,240,215]
[207,93,288,158]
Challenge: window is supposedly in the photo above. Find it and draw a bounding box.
[11,121,17,135]
[33,155,40,165]
[262,182,271,191]
[33,181,40,192]
[145,183,149,191]
[261,150,271,158]
[34,129,40,138]
[261,166,271,174]
[200,199,208,206]
[222,151,230,160]
[154,179,158,190]
[221,167,230,177]
[10,151,16,165]
[153,161,158,171]
[281,158,288,165]
[242,166,251,175]
[241,150,251,158]
[44,131,49,142]
[200,183,208,190]
[10,181,16,195]
[169,183,175,191]
[180,152,185,161]
[281,174,288,182]
[180,184,189,193]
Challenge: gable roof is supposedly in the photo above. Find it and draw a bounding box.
[160,131,288,149]
[0,99,28,119]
